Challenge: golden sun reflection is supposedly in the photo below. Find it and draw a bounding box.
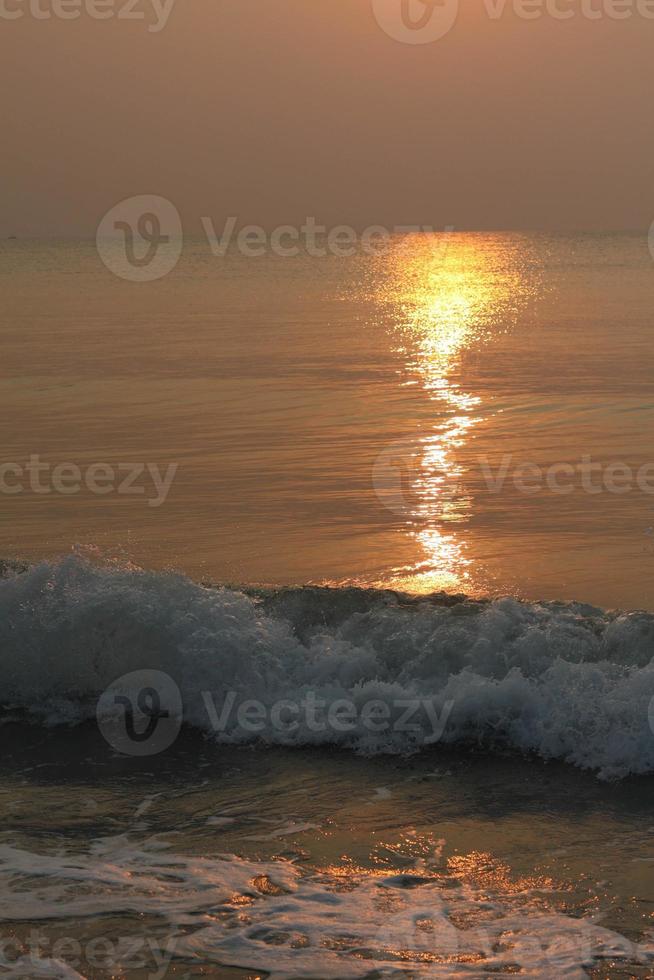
[377,234,524,594]
[309,837,566,972]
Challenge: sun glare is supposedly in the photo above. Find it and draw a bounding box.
[378,234,525,594]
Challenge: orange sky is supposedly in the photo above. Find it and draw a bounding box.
[2,0,653,235]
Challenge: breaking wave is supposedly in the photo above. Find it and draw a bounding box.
[2,556,654,779]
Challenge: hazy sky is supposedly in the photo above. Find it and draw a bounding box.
[2,0,654,235]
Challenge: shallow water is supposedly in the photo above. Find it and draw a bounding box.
[1,730,653,978]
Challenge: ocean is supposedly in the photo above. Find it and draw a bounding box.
[1,232,654,977]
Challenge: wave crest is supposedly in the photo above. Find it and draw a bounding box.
[2,557,654,778]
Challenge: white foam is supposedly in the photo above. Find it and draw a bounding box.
[0,835,651,978]
[2,557,654,777]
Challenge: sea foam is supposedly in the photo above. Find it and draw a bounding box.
[0,833,652,978]
[1,556,654,779]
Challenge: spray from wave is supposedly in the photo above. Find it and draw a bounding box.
[2,556,654,779]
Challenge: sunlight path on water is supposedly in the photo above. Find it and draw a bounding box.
[373,234,541,594]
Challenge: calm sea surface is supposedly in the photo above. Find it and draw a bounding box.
[2,232,654,610]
